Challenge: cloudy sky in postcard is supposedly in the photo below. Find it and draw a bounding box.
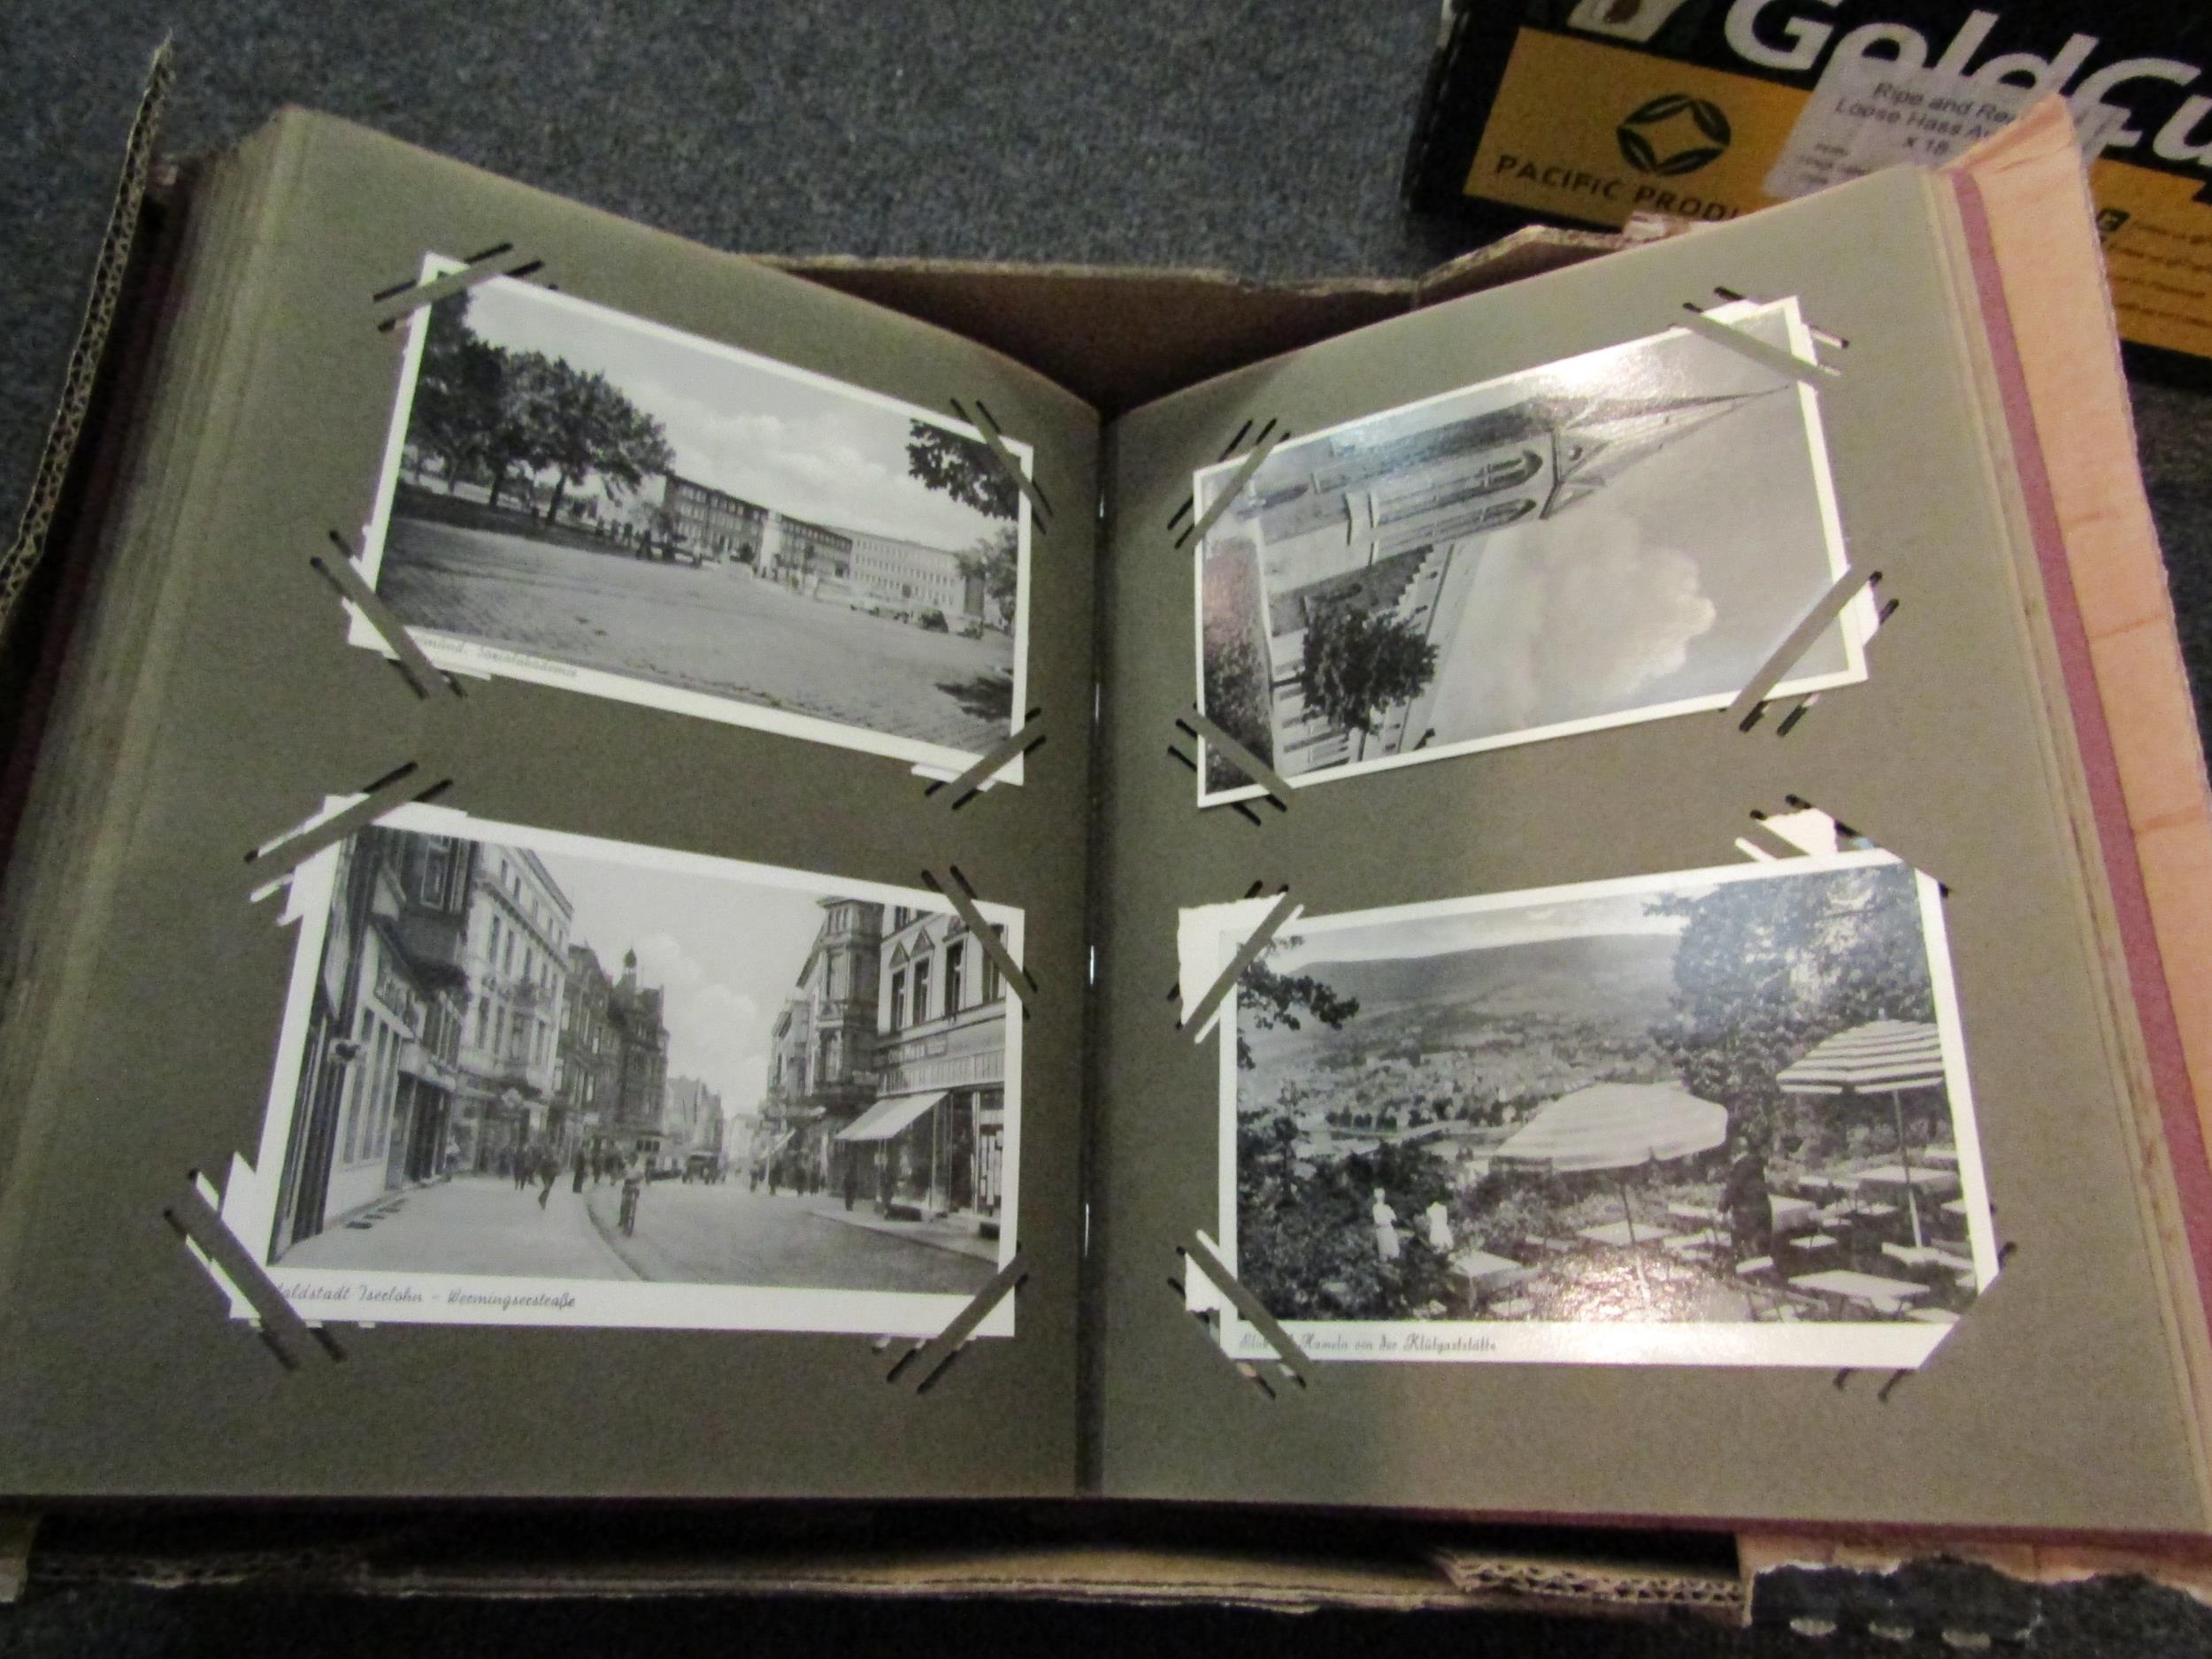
[453,278,1010,555]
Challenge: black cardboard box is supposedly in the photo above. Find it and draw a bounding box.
[1402,0,2212,372]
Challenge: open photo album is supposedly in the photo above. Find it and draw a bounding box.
[3,93,2210,1537]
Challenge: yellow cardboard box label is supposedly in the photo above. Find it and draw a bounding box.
[2091,160,2212,358]
[1463,26,2212,359]
[1467,30,1810,227]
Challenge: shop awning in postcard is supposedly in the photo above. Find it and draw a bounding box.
[1494,1083,1728,1173]
[836,1090,948,1143]
[1777,1020,1947,1094]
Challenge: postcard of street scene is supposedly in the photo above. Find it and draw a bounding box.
[1198,850,1996,1368]
[1191,298,1865,803]
[351,256,1033,778]
[221,801,1024,1335]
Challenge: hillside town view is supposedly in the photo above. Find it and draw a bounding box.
[264,822,1010,1298]
[367,280,1025,757]
[1233,860,1983,1330]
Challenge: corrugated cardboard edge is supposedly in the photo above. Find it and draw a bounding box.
[1426,1545,1741,1622]
[1742,1532,2212,1604]
[0,40,171,647]
[1409,224,1625,308]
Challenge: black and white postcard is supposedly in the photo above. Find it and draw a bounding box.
[352,257,1034,779]
[1192,299,1863,803]
[224,802,1023,1334]
[1187,851,1994,1367]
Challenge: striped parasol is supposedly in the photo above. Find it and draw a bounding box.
[1494,1082,1728,1173]
[1494,1083,1728,1279]
[1776,1019,1948,1247]
[1776,1019,1945,1094]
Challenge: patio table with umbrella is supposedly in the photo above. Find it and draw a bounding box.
[1777,1019,1950,1248]
[1493,1083,1730,1286]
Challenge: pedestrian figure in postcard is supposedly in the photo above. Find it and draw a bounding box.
[619,1156,646,1238]
[1721,1125,1775,1263]
[1425,1199,1455,1256]
[572,1148,587,1194]
[1371,1189,1402,1263]
[537,1149,558,1210]
[843,1153,859,1213]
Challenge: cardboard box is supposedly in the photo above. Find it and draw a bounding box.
[8,52,2212,1636]
[1402,1,2212,376]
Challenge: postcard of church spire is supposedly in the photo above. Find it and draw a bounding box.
[1191,298,1864,803]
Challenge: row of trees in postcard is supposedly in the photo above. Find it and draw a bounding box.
[398,292,1024,600]
[405,293,675,528]
[1234,863,1944,1317]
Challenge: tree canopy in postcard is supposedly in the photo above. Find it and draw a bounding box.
[906,420,1018,521]
[1296,605,1440,738]
[1650,862,1936,1156]
[408,293,675,522]
[1235,942,1360,1071]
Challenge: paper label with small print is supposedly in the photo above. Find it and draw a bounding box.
[1764,55,2123,202]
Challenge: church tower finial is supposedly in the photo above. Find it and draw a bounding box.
[1540,388,1778,519]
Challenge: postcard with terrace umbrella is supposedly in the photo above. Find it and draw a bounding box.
[1195,849,1997,1367]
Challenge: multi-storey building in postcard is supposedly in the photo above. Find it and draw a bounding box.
[267,828,469,1260]
[693,1102,726,1172]
[601,949,672,1167]
[554,942,619,1157]
[659,472,771,564]
[753,898,1011,1229]
[757,898,883,1188]
[1232,388,1776,774]
[844,529,985,621]
[761,512,854,589]
[379,831,474,1186]
[634,472,999,631]
[451,844,574,1171]
[664,1075,723,1172]
[838,904,1009,1231]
